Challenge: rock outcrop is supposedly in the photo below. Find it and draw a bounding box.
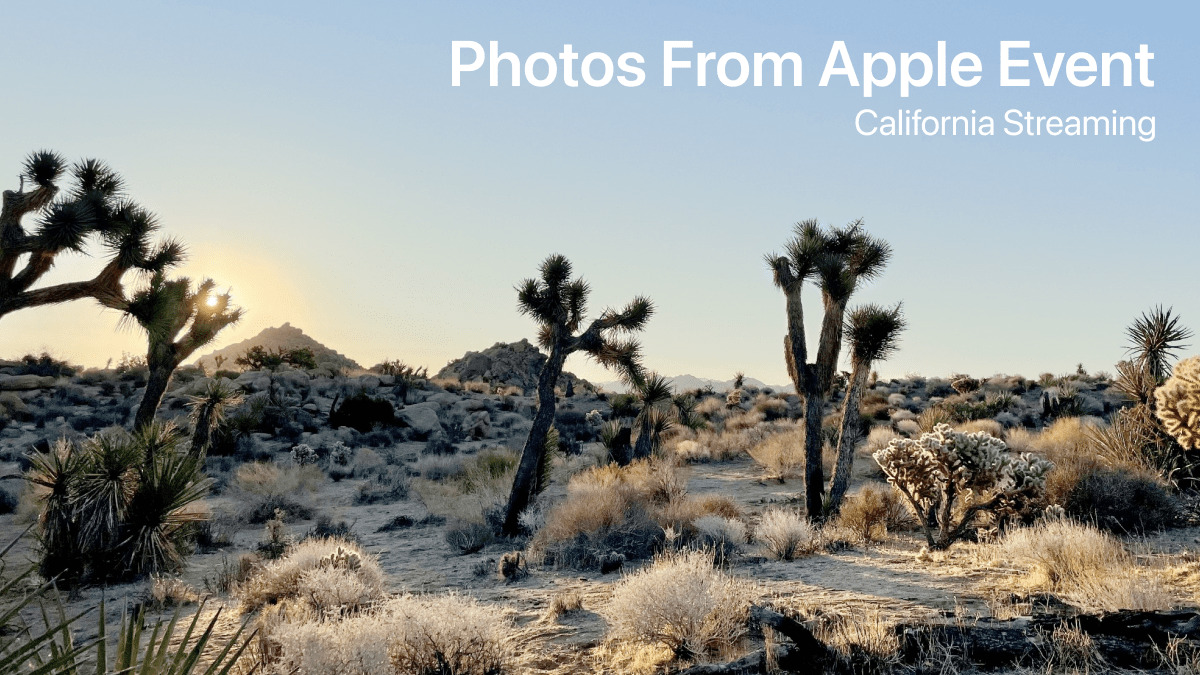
[195,323,361,373]
[435,339,588,394]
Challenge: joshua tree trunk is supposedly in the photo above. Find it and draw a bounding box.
[190,409,215,458]
[814,296,848,393]
[800,377,825,518]
[134,354,180,432]
[826,361,871,514]
[503,346,566,535]
[632,418,654,461]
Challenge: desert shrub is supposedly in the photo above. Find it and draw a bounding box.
[15,352,77,378]
[27,423,211,585]
[723,410,765,432]
[355,466,410,505]
[834,484,913,543]
[955,419,1005,438]
[752,394,788,420]
[306,514,356,542]
[601,549,756,661]
[996,519,1173,612]
[147,575,203,609]
[1062,468,1178,533]
[350,447,386,477]
[234,462,323,522]
[530,460,686,569]
[236,345,317,371]
[693,494,745,520]
[1157,356,1200,449]
[693,515,747,560]
[445,521,494,555]
[916,407,954,432]
[547,590,583,620]
[0,486,17,515]
[330,392,396,432]
[270,594,512,675]
[755,508,817,560]
[1091,404,1190,484]
[748,426,804,481]
[238,536,385,614]
[873,424,1053,549]
[412,453,466,480]
[670,422,780,463]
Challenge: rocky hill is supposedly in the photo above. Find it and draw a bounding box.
[597,374,794,394]
[435,339,589,393]
[195,323,361,373]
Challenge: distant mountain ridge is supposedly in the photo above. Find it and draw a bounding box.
[194,323,361,372]
[597,374,794,394]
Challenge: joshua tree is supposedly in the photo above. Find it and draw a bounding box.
[123,273,242,431]
[186,379,244,458]
[629,373,704,461]
[502,254,652,535]
[766,219,891,519]
[0,151,183,322]
[826,303,906,514]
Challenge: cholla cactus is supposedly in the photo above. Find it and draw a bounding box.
[328,440,353,466]
[585,409,603,425]
[1156,356,1200,450]
[291,443,317,466]
[725,388,743,408]
[873,424,1052,549]
[318,546,364,573]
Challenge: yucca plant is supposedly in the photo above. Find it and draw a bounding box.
[1126,306,1192,385]
[186,380,244,459]
[501,254,653,535]
[627,374,704,461]
[766,220,892,518]
[0,151,184,325]
[27,424,211,585]
[826,303,906,514]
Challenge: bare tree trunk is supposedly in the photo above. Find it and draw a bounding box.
[826,361,871,514]
[503,347,565,535]
[134,362,176,432]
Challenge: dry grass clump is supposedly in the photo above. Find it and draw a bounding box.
[413,448,518,523]
[445,520,495,555]
[601,549,757,662]
[724,410,766,432]
[954,419,1004,438]
[148,575,204,609]
[995,518,1173,612]
[546,590,583,621]
[270,593,512,675]
[748,427,804,481]
[833,484,914,544]
[234,461,324,522]
[755,508,817,560]
[693,515,747,559]
[805,607,901,673]
[529,460,687,569]
[238,536,386,614]
[670,423,777,463]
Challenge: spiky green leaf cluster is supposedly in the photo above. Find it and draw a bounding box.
[26,422,211,585]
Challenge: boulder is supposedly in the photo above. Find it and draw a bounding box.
[0,375,56,391]
[435,339,588,393]
[398,402,443,438]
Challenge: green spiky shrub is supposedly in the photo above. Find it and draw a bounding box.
[28,422,211,586]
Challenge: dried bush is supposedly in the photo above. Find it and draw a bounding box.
[1157,356,1200,449]
[1062,468,1178,533]
[748,427,804,481]
[834,484,913,543]
[873,424,1052,549]
[271,594,512,675]
[237,537,385,614]
[148,575,203,609]
[355,466,410,505]
[601,549,756,661]
[529,460,686,569]
[996,518,1173,612]
[755,508,817,560]
[692,515,747,559]
[445,521,494,555]
[234,461,323,522]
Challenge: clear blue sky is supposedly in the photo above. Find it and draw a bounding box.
[0,1,1196,384]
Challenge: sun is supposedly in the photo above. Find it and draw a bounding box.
[205,294,219,307]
